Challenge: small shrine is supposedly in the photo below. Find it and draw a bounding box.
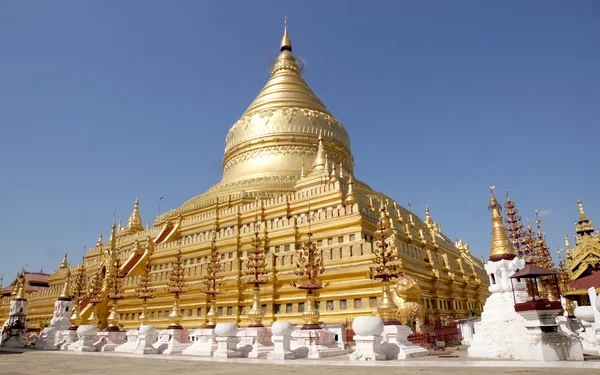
[509,264,562,331]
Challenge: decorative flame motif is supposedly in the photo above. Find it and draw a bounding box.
[86,266,105,326]
[202,222,224,328]
[106,256,124,331]
[368,198,403,325]
[243,217,270,327]
[293,232,325,290]
[164,216,189,329]
[368,200,402,281]
[135,260,154,325]
[202,230,223,296]
[244,224,268,285]
[166,247,188,295]
[291,206,327,329]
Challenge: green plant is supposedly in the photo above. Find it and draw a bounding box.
[468,308,478,317]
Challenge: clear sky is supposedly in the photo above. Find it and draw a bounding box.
[0,1,598,281]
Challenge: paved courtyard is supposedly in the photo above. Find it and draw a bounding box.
[0,349,598,375]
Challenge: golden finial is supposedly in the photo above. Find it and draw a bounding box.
[339,162,344,179]
[59,268,71,300]
[96,232,103,247]
[15,277,26,300]
[109,221,117,252]
[118,218,123,231]
[577,198,587,221]
[344,173,358,206]
[280,16,292,52]
[300,160,306,178]
[488,187,517,262]
[324,153,330,172]
[146,219,150,230]
[564,233,571,251]
[425,203,432,225]
[329,163,338,183]
[312,131,327,170]
[60,251,68,269]
[126,195,144,233]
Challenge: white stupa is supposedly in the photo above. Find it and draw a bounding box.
[468,189,583,361]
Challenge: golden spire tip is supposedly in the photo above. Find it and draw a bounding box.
[280,16,292,52]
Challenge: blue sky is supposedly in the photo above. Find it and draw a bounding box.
[0,1,598,280]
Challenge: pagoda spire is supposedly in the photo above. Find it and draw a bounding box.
[577,198,587,221]
[575,197,595,236]
[126,196,144,233]
[312,131,326,170]
[329,162,339,183]
[425,204,433,226]
[488,186,517,262]
[110,221,117,250]
[59,251,68,269]
[344,173,358,206]
[14,274,26,300]
[564,233,571,252]
[280,16,292,52]
[58,268,72,301]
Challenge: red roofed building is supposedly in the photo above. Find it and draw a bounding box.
[1,271,51,298]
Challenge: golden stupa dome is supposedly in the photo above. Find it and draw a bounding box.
[218,20,354,191]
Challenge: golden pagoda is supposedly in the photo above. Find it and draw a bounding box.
[0,20,489,329]
[562,198,600,305]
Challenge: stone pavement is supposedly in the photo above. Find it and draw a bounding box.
[0,348,598,375]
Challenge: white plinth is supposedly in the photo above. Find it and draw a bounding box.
[213,323,241,358]
[114,329,139,353]
[214,336,242,358]
[132,325,159,354]
[96,331,127,352]
[350,335,387,361]
[59,329,79,351]
[237,327,273,358]
[291,328,348,358]
[74,325,98,352]
[267,321,295,360]
[349,316,387,361]
[182,328,217,357]
[381,325,429,359]
[36,327,59,350]
[154,328,190,354]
